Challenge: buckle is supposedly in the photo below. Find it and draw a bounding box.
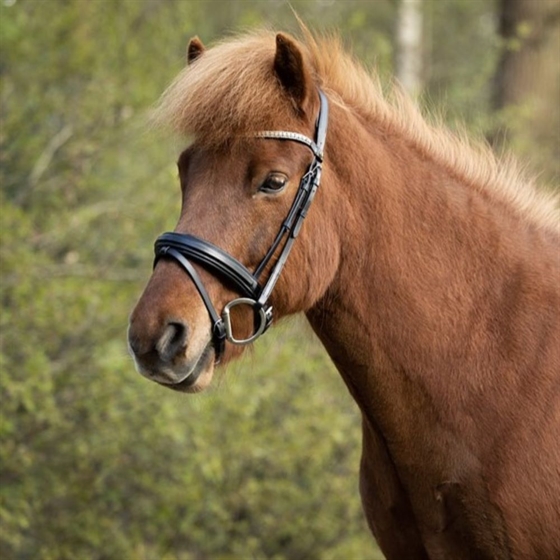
[221,298,270,345]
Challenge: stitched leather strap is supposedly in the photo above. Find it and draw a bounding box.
[155,233,259,297]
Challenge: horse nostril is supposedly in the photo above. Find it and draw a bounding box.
[128,329,141,357]
[156,321,188,362]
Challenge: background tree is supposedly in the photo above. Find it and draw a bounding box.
[396,0,424,96]
[491,0,560,183]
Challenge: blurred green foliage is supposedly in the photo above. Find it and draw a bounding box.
[1,1,557,559]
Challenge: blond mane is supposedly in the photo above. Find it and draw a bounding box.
[153,29,559,232]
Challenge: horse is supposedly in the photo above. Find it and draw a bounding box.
[127,29,560,559]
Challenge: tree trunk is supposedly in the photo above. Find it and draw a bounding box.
[395,0,424,96]
[491,0,560,182]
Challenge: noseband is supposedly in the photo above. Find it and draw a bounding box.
[154,90,329,362]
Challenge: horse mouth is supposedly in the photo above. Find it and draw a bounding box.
[163,342,215,393]
[132,338,216,393]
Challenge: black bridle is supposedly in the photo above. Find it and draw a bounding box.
[154,90,329,362]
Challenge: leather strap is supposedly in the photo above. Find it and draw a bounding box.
[155,233,259,298]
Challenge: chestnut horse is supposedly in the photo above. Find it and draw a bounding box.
[128,30,560,559]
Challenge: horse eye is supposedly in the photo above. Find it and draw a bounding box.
[259,173,288,194]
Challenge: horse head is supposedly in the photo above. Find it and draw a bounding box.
[128,34,340,392]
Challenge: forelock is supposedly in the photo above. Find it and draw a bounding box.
[152,31,306,146]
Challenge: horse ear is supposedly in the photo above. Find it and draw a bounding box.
[187,36,205,65]
[273,33,311,112]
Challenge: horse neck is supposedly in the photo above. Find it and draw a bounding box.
[306,104,559,441]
